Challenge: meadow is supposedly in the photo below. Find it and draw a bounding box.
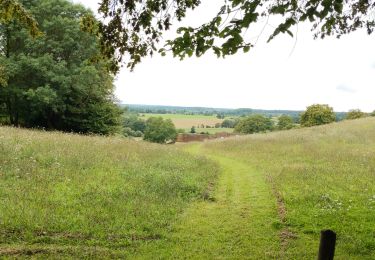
[200,117,375,259]
[1,118,374,258]
[0,127,218,258]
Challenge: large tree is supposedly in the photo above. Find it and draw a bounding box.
[300,104,335,127]
[144,117,177,143]
[93,0,375,70]
[0,0,122,134]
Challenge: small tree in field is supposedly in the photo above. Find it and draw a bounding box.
[221,119,236,128]
[300,104,335,127]
[235,114,273,134]
[277,115,294,130]
[144,117,177,144]
[190,126,196,134]
[346,109,367,120]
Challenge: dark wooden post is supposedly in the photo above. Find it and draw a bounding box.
[318,230,336,260]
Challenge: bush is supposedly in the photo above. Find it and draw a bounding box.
[300,104,335,127]
[277,115,294,130]
[221,119,236,128]
[346,109,367,120]
[177,128,186,134]
[144,117,177,143]
[123,114,146,136]
[234,114,274,134]
[123,127,143,137]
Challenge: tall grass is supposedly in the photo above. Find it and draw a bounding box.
[201,118,375,259]
[0,127,218,257]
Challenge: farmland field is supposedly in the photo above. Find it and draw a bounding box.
[140,113,233,132]
[1,118,375,258]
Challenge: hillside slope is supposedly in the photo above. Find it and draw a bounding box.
[200,117,375,259]
[1,118,374,258]
[0,127,218,258]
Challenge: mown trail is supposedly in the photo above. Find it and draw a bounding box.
[134,143,281,259]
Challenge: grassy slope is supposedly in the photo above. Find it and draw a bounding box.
[0,127,218,258]
[1,118,374,259]
[130,145,280,258]
[200,117,375,259]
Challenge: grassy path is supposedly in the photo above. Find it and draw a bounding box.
[134,144,281,259]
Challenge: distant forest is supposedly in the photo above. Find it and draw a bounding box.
[124,104,347,121]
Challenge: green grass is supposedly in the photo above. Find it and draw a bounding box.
[1,118,375,259]
[200,117,375,259]
[0,127,218,258]
[129,144,281,258]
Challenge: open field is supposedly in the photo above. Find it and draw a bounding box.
[0,127,218,258]
[200,117,375,259]
[1,118,374,258]
[140,113,228,131]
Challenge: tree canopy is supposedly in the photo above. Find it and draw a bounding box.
[0,0,40,36]
[94,0,375,70]
[346,109,367,120]
[234,114,273,134]
[300,104,335,127]
[144,117,177,143]
[0,0,122,134]
[277,114,294,130]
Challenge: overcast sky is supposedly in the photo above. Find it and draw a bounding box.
[73,0,375,112]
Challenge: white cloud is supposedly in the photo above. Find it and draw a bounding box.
[336,84,357,94]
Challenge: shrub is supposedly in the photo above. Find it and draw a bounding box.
[221,119,236,128]
[346,109,367,120]
[144,117,177,143]
[277,115,294,130]
[234,114,274,134]
[300,104,335,127]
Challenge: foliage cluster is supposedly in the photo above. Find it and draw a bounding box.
[144,117,177,143]
[0,0,122,135]
[277,114,294,130]
[0,0,40,36]
[300,104,336,127]
[123,112,146,137]
[91,0,375,70]
[346,109,367,120]
[234,114,273,134]
[221,119,238,128]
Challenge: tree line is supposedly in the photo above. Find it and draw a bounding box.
[234,105,375,135]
